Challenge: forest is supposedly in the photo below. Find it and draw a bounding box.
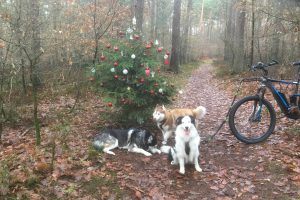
[0,0,299,199]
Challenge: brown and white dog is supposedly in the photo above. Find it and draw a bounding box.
[152,105,206,144]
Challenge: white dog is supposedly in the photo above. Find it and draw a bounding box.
[152,105,206,144]
[161,115,202,174]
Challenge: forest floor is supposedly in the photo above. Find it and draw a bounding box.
[1,59,300,200]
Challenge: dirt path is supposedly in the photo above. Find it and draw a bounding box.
[107,60,300,200]
[3,60,298,199]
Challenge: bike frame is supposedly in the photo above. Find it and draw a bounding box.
[257,77,300,119]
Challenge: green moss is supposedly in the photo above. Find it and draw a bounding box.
[25,175,40,189]
[81,176,124,199]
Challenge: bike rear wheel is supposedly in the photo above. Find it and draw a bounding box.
[228,95,276,144]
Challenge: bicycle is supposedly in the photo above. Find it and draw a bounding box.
[228,60,300,144]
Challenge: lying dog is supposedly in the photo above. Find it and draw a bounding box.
[153,104,206,144]
[93,128,161,156]
[161,115,202,174]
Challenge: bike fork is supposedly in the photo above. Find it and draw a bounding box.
[250,86,266,122]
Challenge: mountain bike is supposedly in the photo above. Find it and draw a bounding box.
[228,60,300,144]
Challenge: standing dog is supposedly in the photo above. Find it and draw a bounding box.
[153,105,206,144]
[161,115,202,174]
[93,128,161,156]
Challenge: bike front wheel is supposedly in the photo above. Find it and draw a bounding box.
[228,95,276,144]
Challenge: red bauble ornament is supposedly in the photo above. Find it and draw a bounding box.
[114,75,119,79]
[166,51,170,55]
[154,82,158,87]
[145,44,151,49]
[134,34,140,40]
[164,58,169,65]
[119,31,125,37]
[150,90,155,95]
[145,67,150,77]
[106,44,111,48]
[100,55,105,61]
[140,78,145,83]
[157,67,161,73]
[121,98,126,104]
[114,46,119,51]
[157,47,163,52]
[107,102,113,107]
[114,62,118,67]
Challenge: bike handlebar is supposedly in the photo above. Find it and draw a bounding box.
[292,61,300,66]
[250,60,279,72]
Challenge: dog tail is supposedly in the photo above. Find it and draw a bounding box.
[93,140,104,151]
[160,145,172,154]
[193,106,206,119]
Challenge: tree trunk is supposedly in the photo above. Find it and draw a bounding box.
[199,0,205,32]
[233,1,246,71]
[149,0,156,39]
[224,0,235,64]
[134,0,145,33]
[169,0,181,73]
[250,0,255,65]
[180,0,193,64]
[30,0,41,145]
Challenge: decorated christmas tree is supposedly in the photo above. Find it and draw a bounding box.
[90,27,176,124]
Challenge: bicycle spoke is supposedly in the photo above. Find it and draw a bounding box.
[229,96,276,143]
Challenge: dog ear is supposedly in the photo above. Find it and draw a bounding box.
[189,115,196,125]
[162,105,166,111]
[176,116,183,126]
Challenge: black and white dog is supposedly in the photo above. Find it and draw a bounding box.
[161,115,203,174]
[93,128,161,156]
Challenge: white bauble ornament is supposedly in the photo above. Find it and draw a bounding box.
[151,71,155,77]
[127,27,133,34]
[158,88,163,93]
[110,68,115,73]
[123,69,128,75]
[91,68,96,73]
[164,54,168,59]
[131,54,136,59]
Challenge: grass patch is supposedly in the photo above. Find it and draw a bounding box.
[213,60,243,78]
[87,145,103,163]
[163,62,202,89]
[81,175,125,199]
[25,175,40,189]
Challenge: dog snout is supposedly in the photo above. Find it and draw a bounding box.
[184,126,189,131]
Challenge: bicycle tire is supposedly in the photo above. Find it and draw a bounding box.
[228,95,276,144]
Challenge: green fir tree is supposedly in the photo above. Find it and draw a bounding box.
[90,28,176,124]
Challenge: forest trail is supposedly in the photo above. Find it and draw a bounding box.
[108,59,300,200]
[2,60,299,200]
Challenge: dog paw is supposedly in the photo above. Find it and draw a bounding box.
[162,141,167,145]
[171,161,176,165]
[145,152,152,156]
[196,166,202,172]
[179,169,185,174]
